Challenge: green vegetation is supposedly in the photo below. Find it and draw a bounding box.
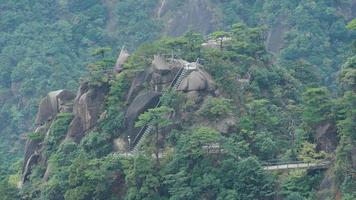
[0,0,355,199]
[334,20,356,199]
[199,97,233,119]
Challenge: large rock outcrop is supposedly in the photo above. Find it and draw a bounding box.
[21,126,45,184]
[114,48,130,73]
[66,81,109,142]
[177,69,214,92]
[315,122,338,153]
[35,90,76,126]
[22,90,75,184]
[266,16,287,54]
[315,168,337,200]
[127,70,150,102]
[124,91,161,138]
[161,0,216,36]
[151,55,181,88]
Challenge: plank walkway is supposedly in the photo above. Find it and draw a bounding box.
[263,161,331,171]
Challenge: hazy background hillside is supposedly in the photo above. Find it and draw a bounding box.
[0,0,355,199]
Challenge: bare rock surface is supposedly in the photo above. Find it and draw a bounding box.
[21,124,48,184]
[152,55,171,73]
[266,16,287,54]
[352,148,356,168]
[315,122,338,153]
[127,70,150,102]
[35,90,75,126]
[177,69,214,91]
[163,0,216,36]
[125,91,161,138]
[66,82,109,142]
[114,48,130,72]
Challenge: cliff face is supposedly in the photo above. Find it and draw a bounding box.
[22,90,76,184]
[21,54,217,185]
[66,82,109,142]
[158,0,218,36]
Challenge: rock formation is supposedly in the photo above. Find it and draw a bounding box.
[66,81,109,142]
[22,90,76,184]
[22,54,217,184]
[315,122,338,153]
[177,69,214,92]
[35,90,75,126]
[161,0,216,36]
[124,91,162,138]
[114,47,130,73]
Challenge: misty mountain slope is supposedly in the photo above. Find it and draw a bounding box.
[0,1,355,199]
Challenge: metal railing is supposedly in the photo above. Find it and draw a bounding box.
[129,60,188,153]
[263,160,331,171]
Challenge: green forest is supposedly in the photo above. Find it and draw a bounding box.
[0,0,355,199]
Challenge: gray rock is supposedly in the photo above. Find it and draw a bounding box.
[21,125,48,184]
[163,0,216,36]
[35,90,75,126]
[124,91,161,137]
[114,48,130,73]
[177,69,214,91]
[152,55,171,74]
[315,122,338,153]
[127,70,150,102]
[151,55,181,88]
[352,148,356,168]
[21,151,39,183]
[315,168,337,200]
[66,82,109,142]
[266,16,287,54]
[216,117,236,134]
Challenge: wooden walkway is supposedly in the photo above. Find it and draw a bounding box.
[263,161,331,171]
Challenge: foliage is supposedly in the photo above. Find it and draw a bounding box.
[334,37,356,198]
[4,3,356,199]
[123,155,162,200]
[135,106,174,129]
[160,88,186,111]
[44,113,73,156]
[163,127,275,200]
[281,170,323,199]
[0,180,20,200]
[297,142,328,162]
[302,87,332,126]
[100,72,130,135]
[114,0,162,50]
[199,97,233,120]
[80,132,112,158]
[27,131,45,140]
[346,19,356,30]
[0,0,109,172]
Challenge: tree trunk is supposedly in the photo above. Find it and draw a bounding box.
[155,125,160,166]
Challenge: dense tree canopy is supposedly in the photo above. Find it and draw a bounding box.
[1,1,355,199]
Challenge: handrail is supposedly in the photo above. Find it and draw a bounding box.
[130,65,185,150]
[263,159,331,171]
[263,159,331,166]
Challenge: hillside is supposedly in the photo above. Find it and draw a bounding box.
[0,1,355,199]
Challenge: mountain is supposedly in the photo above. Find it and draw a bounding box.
[0,0,355,199]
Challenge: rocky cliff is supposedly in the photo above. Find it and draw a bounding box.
[21,54,218,185]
